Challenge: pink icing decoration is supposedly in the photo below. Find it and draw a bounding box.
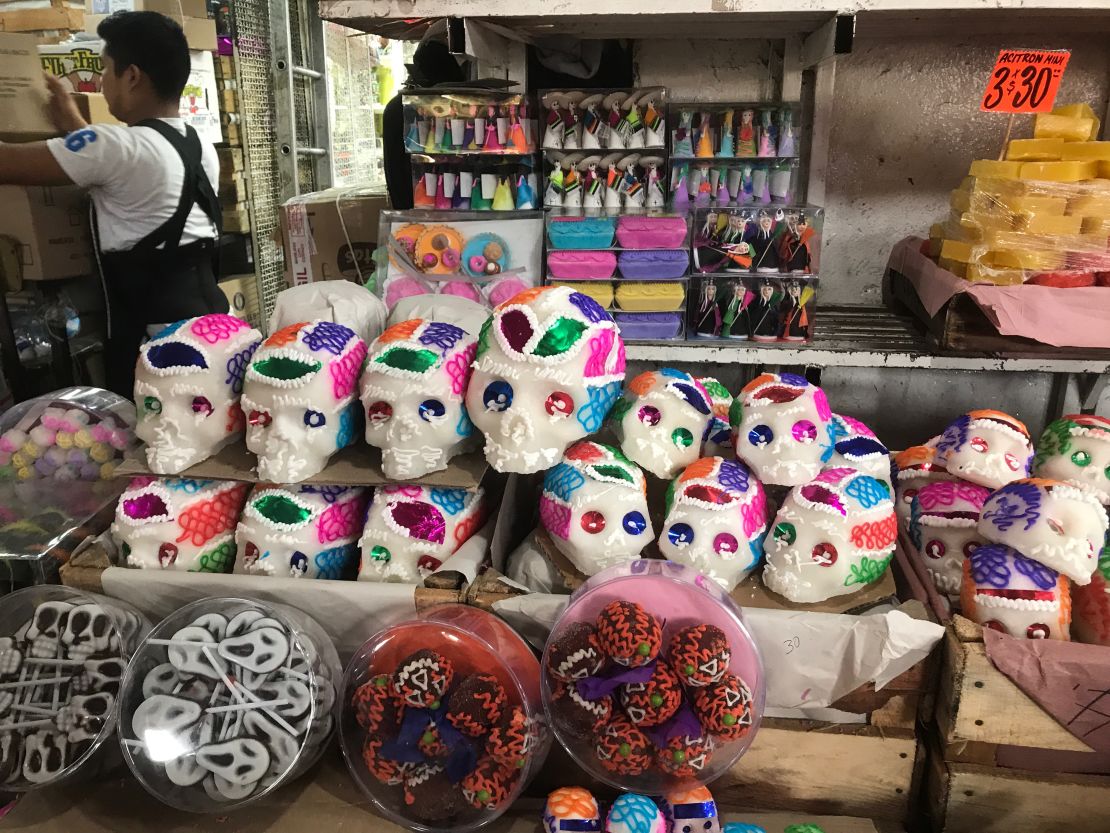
[441,281,482,302]
[123,492,169,520]
[382,484,422,497]
[838,414,874,436]
[917,480,991,511]
[330,340,368,400]
[814,467,853,486]
[445,343,477,396]
[814,388,832,422]
[583,329,615,378]
[800,483,847,516]
[90,424,112,443]
[191,314,249,344]
[128,476,157,489]
[389,500,445,545]
[614,338,626,374]
[0,438,17,454]
[318,496,364,543]
[539,496,571,539]
[740,484,768,539]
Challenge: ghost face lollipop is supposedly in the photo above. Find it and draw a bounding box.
[1034,414,1110,506]
[934,410,1033,490]
[611,370,713,480]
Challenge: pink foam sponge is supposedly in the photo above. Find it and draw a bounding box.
[487,277,530,307]
[384,276,431,310]
[441,280,483,302]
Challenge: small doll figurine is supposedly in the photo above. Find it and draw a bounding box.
[726,167,743,203]
[497,102,511,146]
[695,280,723,338]
[695,165,713,206]
[623,165,646,210]
[493,177,515,210]
[672,164,690,208]
[746,209,781,272]
[778,108,797,156]
[757,109,776,157]
[778,211,815,273]
[696,111,715,158]
[516,173,537,210]
[509,103,529,153]
[739,163,755,203]
[604,92,626,150]
[563,99,581,151]
[721,281,753,340]
[563,164,582,210]
[645,159,666,208]
[736,109,757,156]
[581,94,603,150]
[544,165,565,208]
[749,280,781,342]
[605,161,624,210]
[405,105,424,151]
[674,110,694,157]
[463,104,477,150]
[434,170,451,210]
[625,97,645,149]
[484,104,501,151]
[583,160,604,209]
[719,109,735,158]
[715,166,730,204]
[722,213,753,272]
[778,279,811,341]
[643,91,665,146]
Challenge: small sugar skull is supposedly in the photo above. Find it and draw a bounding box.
[606,793,667,833]
[908,481,991,598]
[662,786,721,833]
[134,315,261,474]
[242,320,368,483]
[657,457,770,591]
[360,318,479,479]
[934,410,1033,490]
[611,369,713,479]
[763,467,897,603]
[961,543,1070,640]
[112,477,249,572]
[1073,539,1110,646]
[697,377,735,458]
[233,484,369,579]
[543,787,601,833]
[893,443,953,532]
[540,441,653,576]
[465,286,626,474]
[359,485,487,582]
[732,372,833,487]
[978,478,1108,585]
[1034,414,1110,506]
[823,414,894,494]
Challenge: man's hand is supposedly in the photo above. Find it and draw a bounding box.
[45,73,87,134]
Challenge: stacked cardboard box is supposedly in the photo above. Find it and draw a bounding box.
[84,0,215,50]
[213,53,249,233]
[0,0,83,40]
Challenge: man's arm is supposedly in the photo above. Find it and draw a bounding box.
[0,142,73,186]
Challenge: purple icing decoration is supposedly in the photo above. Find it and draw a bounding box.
[225,340,259,394]
[389,500,446,545]
[568,291,609,324]
[837,436,888,459]
[123,492,169,520]
[146,342,207,370]
[576,662,656,700]
[418,321,466,352]
[1013,552,1058,590]
[779,372,809,387]
[669,382,712,415]
[300,484,349,504]
[982,482,1042,532]
[643,702,703,747]
[800,483,846,516]
[303,320,355,355]
[935,415,970,457]
[969,545,1013,588]
[500,308,534,353]
[717,459,751,493]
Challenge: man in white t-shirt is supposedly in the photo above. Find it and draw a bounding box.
[0,11,226,396]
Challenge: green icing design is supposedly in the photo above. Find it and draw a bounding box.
[476,318,492,358]
[375,346,439,373]
[701,378,732,400]
[728,395,743,428]
[844,554,894,587]
[252,356,322,381]
[195,540,236,573]
[1034,418,1074,469]
[609,397,632,424]
[254,494,311,525]
[589,464,634,484]
[664,478,677,516]
[533,318,587,357]
[1098,540,1110,582]
[784,826,828,833]
[608,445,634,465]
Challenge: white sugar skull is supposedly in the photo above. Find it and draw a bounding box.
[893,443,954,532]
[234,484,369,579]
[360,318,479,479]
[242,320,368,483]
[763,467,897,603]
[112,477,250,572]
[135,315,262,474]
[697,377,735,458]
[1073,540,1110,646]
[978,478,1108,585]
[1034,414,1110,505]
[934,410,1033,490]
[732,372,834,487]
[465,286,626,474]
[611,370,713,480]
[823,414,894,494]
[908,480,991,598]
[961,543,1070,640]
[657,457,769,591]
[661,786,721,833]
[539,441,652,576]
[543,787,601,833]
[358,485,487,582]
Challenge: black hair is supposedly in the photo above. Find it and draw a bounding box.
[97,11,191,102]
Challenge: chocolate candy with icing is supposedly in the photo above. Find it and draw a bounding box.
[486,705,533,771]
[606,792,668,833]
[543,786,601,833]
[595,714,652,776]
[961,544,1071,640]
[658,732,716,778]
[352,673,403,734]
[933,410,1033,490]
[392,649,454,709]
[662,786,721,833]
[763,467,898,603]
[697,377,735,458]
[893,443,954,532]
[1034,414,1110,506]
[546,621,606,682]
[551,680,612,738]
[460,757,514,810]
[908,480,992,599]
[363,736,410,784]
[404,763,461,821]
[618,659,682,726]
[446,673,507,737]
[595,600,662,667]
[464,285,626,474]
[691,672,754,741]
[667,624,732,687]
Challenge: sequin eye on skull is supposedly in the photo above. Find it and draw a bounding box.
[367,401,393,424]
[668,522,695,547]
[748,425,773,447]
[248,409,271,427]
[773,522,796,545]
[144,396,162,415]
[580,511,605,533]
[792,420,817,443]
[622,511,647,535]
[925,539,945,558]
[192,396,213,416]
[545,392,574,418]
[1072,450,1091,467]
[303,410,326,428]
[483,381,513,412]
[970,436,989,453]
[419,399,446,422]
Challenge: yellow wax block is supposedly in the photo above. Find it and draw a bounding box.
[615,282,687,313]
[1003,194,1068,216]
[1019,160,1098,183]
[954,212,1014,241]
[550,281,613,309]
[959,176,977,191]
[1006,138,1064,161]
[1068,194,1110,215]
[1080,216,1110,234]
[939,239,974,263]
[1051,103,1100,140]
[1100,162,1110,179]
[969,160,1023,179]
[1034,114,1097,143]
[986,248,1064,270]
[950,189,971,213]
[937,257,968,279]
[1015,213,1083,235]
[1061,142,1110,162]
[966,263,1026,286]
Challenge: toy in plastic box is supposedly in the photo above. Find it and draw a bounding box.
[402,90,536,156]
[544,152,667,211]
[688,275,817,343]
[672,160,797,208]
[540,88,667,152]
[671,104,800,160]
[411,156,539,211]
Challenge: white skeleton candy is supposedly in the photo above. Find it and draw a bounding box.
[893,443,954,533]
[934,409,1033,490]
[611,370,714,480]
[823,414,894,494]
[908,481,991,599]
[1034,414,1110,506]
[961,543,1071,640]
[698,377,735,458]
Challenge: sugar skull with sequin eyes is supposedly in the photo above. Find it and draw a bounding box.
[893,443,954,533]
[1034,414,1110,506]
[763,467,897,603]
[465,286,626,474]
[233,484,369,579]
[134,315,262,474]
[606,793,667,833]
[358,485,487,583]
[731,372,834,487]
[242,320,368,483]
[978,477,1109,585]
[111,477,250,572]
[908,480,991,598]
[961,543,1071,640]
[661,786,721,833]
[543,787,601,833]
[359,318,479,479]
[657,457,770,591]
[540,441,653,576]
[1073,541,1110,646]
[697,377,735,458]
[934,410,1033,490]
[822,414,894,495]
[610,370,713,480]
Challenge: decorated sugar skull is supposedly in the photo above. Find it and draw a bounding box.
[934,410,1033,490]
[1073,540,1110,646]
[465,286,626,474]
[543,787,601,833]
[698,377,735,458]
[908,480,991,598]
[731,372,833,487]
[112,477,249,572]
[657,457,769,591]
[359,318,479,480]
[134,315,262,474]
[611,370,713,480]
[242,320,368,483]
[359,485,487,582]
[763,467,897,603]
[540,441,653,576]
[661,786,721,833]
[823,414,894,494]
[893,444,953,532]
[233,484,369,579]
[961,543,1071,640]
[606,793,667,833]
[978,477,1108,585]
[1034,414,1110,506]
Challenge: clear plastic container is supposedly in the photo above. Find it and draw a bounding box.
[0,586,150,790]
[401,90,536,156]
[541,560,764,793]
[339,604,549,833]
[539,88,668,152]
[687,275,819,343]
[118,597,340,812]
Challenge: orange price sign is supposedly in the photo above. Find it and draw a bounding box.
[980,49,1071,113]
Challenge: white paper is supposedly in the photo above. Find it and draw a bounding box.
[505,528,573,594]
[430,517,493,584]
[388,295,489,335]
[268,282,387,344]
[179,51,220,146]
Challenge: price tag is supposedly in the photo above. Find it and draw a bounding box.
[980,49,1071,113]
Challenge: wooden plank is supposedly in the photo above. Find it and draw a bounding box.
[0,6,80,31]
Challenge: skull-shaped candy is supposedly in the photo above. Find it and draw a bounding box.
[934,410,1033,490]
[822,414,894,495]
[539,441,652,576]
[961,543,1070,640]
[243,320,368,483]
[61,603,114,663]
[661,786,721,833]
[763,467,897,603]
[732,372,833,487]
[978,478,1108,585]
[465,286,626,474]
[1034,414,1110,506]
[234,484,369,580]
[25,600,74,658]
[610,370,713,479]
[657,457,770,591]
[360,318,479,479]
[359,485,487,582]
[893,443,954,532]
[698,377,735,458]
[56,693,114,743]
[112,477,250,572]
[22,731,68,784]
[1073,539,1110,646]
[908,481,991,598]
[135,315,262,474]
[606,792,667,833]
[543,787,600,833]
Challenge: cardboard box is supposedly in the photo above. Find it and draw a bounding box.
[86,0,207,22]
[39,40,104,93]
[0,185,93,281]
[280,189,389,285]
[218,273,260,328]
[222,205,249,234]
[0,7,84,34]
[71,91,120,125]
[85,14,215,51]
[179,49,219,143]
[0,33,57,141]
